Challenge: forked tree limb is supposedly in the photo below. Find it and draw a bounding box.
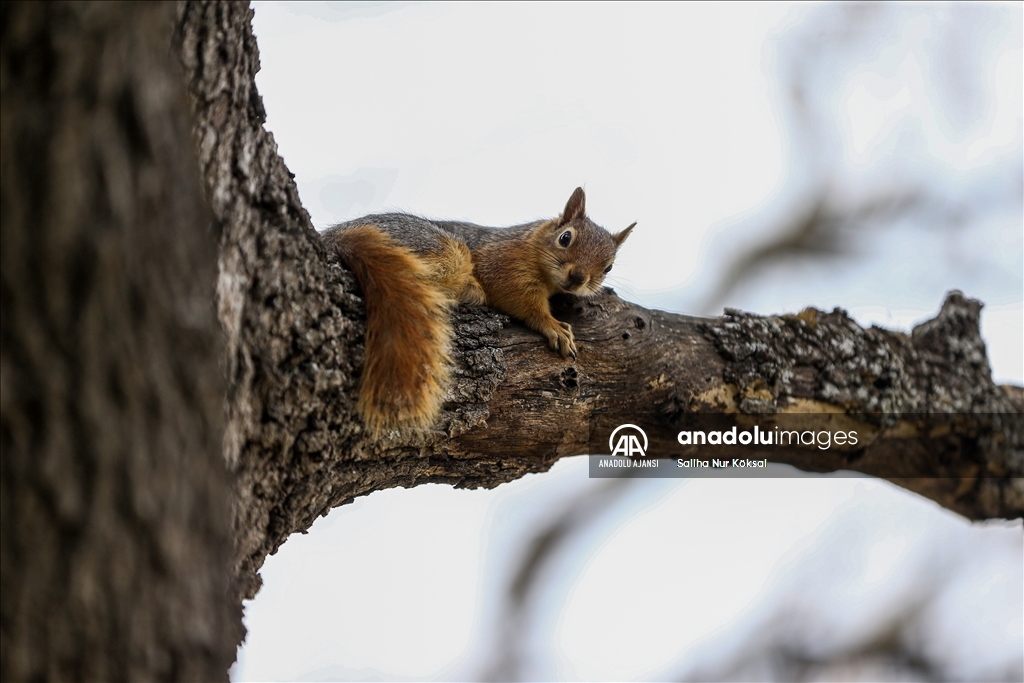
[174,2,1023,603]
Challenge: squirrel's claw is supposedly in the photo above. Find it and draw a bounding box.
[547,320,577,359]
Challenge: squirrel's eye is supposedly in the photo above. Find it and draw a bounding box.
[604,264,613,274]
[558,230,572,247]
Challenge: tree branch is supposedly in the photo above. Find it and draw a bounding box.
[174,2,1023,603]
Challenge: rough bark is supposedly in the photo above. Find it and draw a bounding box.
[1,2,237,681]
[174,2,1023,608]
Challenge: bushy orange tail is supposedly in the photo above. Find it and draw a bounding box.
[329,224,451,436]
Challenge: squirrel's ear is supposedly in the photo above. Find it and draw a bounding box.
[613,222,636,248]
[560,187,586,225]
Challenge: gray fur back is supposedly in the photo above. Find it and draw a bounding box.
[327,213,547,253]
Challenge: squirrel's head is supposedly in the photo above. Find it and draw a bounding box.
[542,187,634,296]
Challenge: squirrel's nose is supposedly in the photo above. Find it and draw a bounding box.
[567,268,586,288]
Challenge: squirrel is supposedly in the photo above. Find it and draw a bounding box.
[322,187,634,436]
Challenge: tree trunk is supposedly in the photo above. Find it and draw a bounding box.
[1,2,238,680]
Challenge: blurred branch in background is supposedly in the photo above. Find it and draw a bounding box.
[482,478,636,681]
[678,597,944,683]
[697,2,1022,317]
[674,553,1022,683]
[700,189,921,315]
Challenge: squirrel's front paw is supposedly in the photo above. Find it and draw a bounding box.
[545,321,577,359]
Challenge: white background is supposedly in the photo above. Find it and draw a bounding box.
[234,3,1023,681]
